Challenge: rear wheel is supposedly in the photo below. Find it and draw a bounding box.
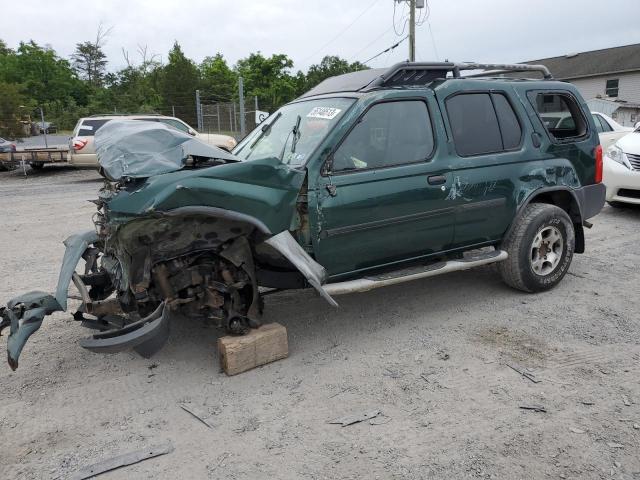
[498,203,575,293]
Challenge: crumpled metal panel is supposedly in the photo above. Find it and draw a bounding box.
[1,291,61,370]
[0,230,98,369]
[95,120,238,180]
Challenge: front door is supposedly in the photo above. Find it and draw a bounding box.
[311,96,455,278]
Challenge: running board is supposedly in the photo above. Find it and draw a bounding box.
[323,250,508,296]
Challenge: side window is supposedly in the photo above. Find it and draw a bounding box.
[446,93,522,156]
[159,118,191,133]
[332,100,434,172]
[594,114,613,133]
[493,94,522,150]
[531,92,588,142]
[591,114,605,133]
[78,119,110,137]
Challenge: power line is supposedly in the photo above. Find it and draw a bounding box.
[298,0,382,65]
[349,26,394,62]
[362,35,408,65]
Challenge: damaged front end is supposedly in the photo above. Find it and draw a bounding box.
[1,120,336,369]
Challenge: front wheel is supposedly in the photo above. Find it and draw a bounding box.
[498,203,575,293]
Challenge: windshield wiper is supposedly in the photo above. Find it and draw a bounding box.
[279,115,302,163]
[249,112,282,150]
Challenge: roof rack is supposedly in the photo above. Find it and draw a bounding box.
[364,61,552,90]
[298,61,553,99]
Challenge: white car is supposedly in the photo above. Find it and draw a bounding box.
[591,112,633,150]
[68,114,237,167]
[603,127,640,206]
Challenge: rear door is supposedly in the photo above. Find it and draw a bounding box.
[437,89,531,248]
[312,92,455,277]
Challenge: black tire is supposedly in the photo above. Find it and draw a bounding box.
[498,203,575,293]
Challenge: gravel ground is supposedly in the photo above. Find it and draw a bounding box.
[0,166,639,480]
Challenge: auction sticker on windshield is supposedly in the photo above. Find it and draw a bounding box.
[307,107,342,120]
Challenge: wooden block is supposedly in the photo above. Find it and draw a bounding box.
[218,323,288,376]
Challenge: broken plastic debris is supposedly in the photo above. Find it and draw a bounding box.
[329,410,380,427]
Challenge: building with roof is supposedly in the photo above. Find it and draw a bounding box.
[525,44,640,126]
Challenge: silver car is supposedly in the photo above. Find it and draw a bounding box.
[68,114,237,167]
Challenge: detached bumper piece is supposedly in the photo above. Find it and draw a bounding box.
[0,291,62,371]
[79,302,170,358]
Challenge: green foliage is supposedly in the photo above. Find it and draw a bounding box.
[71,41,108,87]
[304,56,368,91]
[0,81,27,137]
[0,35,370,135]
[200,53,237,101]
[160,42,200,123]
[236,53,298,112]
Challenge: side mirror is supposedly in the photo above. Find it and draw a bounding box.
[188,128,197,136]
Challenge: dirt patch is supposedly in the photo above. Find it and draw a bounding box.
[1,168,640,480]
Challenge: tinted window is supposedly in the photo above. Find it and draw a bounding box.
[332,100,433,172]
[78,119,110,137]
[447,93,502,156]
[531,93,587,141]
[493,94,522,149]
[593,114,612,132]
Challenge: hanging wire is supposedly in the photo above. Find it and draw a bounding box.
[298,0,382,65]
[362,36,409,65]
[393,1,410,36]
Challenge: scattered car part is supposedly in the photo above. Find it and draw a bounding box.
[71,441,174,480]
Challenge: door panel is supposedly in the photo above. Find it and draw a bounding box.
[437,89,536,248]
[315,164,454,276]
[311,96,455,277]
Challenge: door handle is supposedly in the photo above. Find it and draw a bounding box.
[427,175,446,186]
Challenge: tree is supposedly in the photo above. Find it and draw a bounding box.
[71,24,111,87]
[160,42,200,123]
[0,82,27,137]
[304,55,368,92]
[200,53,237,101]
[235,53,297,112]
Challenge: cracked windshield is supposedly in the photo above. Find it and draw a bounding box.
[233,98,355,166]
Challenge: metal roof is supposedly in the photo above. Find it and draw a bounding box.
[523,43,640,80]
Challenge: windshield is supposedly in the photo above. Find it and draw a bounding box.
[233,98,355,166]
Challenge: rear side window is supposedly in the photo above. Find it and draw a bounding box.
[530,93,587,142]
[446,92,522,156]
[78,119,110,137]
[332,100,434,172]
[592,114,612,133]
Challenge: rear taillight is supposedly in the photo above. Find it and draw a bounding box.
[10,144,16,152]
[594,145,603,183]
[73,139,88,151]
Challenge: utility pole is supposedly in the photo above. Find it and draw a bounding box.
[195,90,202,132]
[409,0,416,62]
[39,107,48,149]
[238,77,246,137]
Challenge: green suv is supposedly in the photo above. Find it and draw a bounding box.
[1,62,606,369]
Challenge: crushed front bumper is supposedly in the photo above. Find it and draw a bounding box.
[0,230,171,370]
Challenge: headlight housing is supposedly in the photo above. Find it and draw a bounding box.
[606,145,631,169]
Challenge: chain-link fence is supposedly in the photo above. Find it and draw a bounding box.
[199,100,261,140]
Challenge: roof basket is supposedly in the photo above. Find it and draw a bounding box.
[365,61,552,90]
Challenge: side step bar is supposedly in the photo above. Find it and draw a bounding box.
[323,250,508,296]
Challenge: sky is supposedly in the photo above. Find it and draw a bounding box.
[3,0,640,73]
